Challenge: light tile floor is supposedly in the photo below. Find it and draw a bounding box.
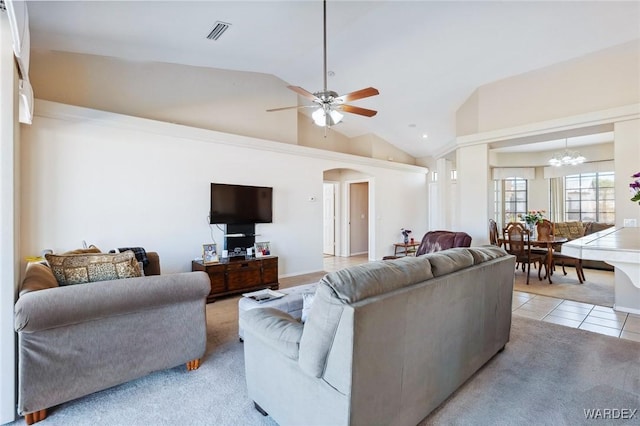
[512,291,640,342]
[324,255,640,343]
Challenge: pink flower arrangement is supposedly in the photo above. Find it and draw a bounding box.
[631,172,640,204]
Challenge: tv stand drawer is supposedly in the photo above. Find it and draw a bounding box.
[192,257,279,302]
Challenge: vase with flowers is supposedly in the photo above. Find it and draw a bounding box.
[630,172,640,205]
[518,210,546,238]
[401,228,412,244]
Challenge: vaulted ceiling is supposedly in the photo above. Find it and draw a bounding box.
[26,1,640,158]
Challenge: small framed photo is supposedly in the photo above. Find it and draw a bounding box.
[254,241,271,258]
[202,243,219,264]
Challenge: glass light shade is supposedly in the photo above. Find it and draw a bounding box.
[329,109,343,124]
[312,106,344,127]
[548,138,585,167]
[548,150,586,167]
[312,108,326,126]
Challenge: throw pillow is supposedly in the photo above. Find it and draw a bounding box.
[45,251,141,285]
[554,222,585,240]
[301,292,316,323]
[20,263,59,296]
[63,245,101,255]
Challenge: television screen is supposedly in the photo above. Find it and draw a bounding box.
[210,183,273,224]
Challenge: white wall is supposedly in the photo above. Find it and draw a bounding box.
[20,101,428,276]
[614,119,640,227]
[456,144,490,245]
[0,13,18,425]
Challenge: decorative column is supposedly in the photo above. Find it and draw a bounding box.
[456,144,490,245]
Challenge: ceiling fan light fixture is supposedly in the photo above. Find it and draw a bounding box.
[312,106,343,127]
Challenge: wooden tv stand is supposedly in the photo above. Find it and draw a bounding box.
[192,256,279,303]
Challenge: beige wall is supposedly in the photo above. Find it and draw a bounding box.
[457,40,640,135]
[30,50,418,166]
[29,50,299,145]
[298,113,350,154]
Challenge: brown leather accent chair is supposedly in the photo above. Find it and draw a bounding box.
[415,230,472,255]
[383,230,472,260]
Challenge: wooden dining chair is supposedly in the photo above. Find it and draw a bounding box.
[543,220,585,283]
[536,219,554,240]
[553,251,586,283]
[502,222,547,285]
[532,219,554,263]
[489,219,500,246]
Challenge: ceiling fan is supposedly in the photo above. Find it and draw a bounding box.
[267,0,379,128]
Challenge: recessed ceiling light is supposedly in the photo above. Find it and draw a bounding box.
[422,133,428,139]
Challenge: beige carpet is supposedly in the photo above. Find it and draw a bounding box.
[513,266,614,307]
[8,272,638,426]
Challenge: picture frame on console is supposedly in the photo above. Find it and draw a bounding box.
[202,243,219,264]
[254,241,271,258]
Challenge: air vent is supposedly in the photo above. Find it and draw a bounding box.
[0,1,6,12]
[206,21,231,41]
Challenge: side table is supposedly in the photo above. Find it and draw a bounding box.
[393,242,420,257]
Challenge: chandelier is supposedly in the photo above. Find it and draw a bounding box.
[548,138,585,167]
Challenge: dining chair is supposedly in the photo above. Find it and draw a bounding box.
[553,251,586,283]
[532,219,555,265]
[489,219,500,246]
[536,219,554,240]
[502,222,547,285]
[540,220,585,283]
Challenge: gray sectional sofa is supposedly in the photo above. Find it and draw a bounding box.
[240,246,515,426]
[14,252,211,424]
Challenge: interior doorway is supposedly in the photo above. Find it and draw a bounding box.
[323,169,374,260]
[348,181,369,256]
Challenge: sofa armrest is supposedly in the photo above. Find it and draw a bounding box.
[144,251,161,276]
[15,271,210,333]
[240,307,303,360]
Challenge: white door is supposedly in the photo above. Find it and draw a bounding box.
[323,183,335,255]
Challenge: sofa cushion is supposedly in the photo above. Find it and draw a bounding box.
[45,251,141,285]
[584,222,614,235]
[554,222,585,240]
[323,256,434,304]
[20,263,59,297]
[240,308,303,360]
[464,246,508,264]
[420,248,474,277]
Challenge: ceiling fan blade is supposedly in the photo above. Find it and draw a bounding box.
[335,87,379,103]
[267,105,315,112]
[339,104,378,117]
[287,86,320,102]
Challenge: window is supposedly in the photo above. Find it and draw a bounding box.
[564,172,614,223]
[494,177,528,225]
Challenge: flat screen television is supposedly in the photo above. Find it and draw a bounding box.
[209,183,273,224]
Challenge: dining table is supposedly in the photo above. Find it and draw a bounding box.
[499,235,568,284]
